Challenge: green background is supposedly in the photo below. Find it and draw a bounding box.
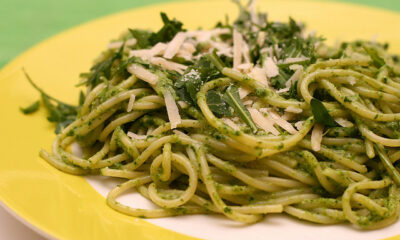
[1,0,399,68]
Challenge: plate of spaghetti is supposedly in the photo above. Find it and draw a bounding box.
[1,0,400,239]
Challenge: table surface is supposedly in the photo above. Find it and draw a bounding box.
[1,0,400,239]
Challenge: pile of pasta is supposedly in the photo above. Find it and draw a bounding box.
[38,2,400,230]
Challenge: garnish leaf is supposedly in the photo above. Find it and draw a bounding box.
[128,29,152,49]
[88,44,124,87]
[23,69,78,133]
[20,101,40,114]
[206,90,232,117]
[223,85,257,132]
[149,12,185,45]
[310,98,338,127]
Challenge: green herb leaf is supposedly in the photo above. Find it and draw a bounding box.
[128,29,152,49]
[149,12,185,45]
[23,69,78,133]
[223,85,257,132]
[270,68,290,89]
[310,98,338,127]
[88,44,124,87]
[206,90,232,117]
[20,101,40,114]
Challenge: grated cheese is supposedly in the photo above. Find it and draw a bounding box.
[285,67,303,88]
[222,118,240,131]
[268,111,298,134]
[164,90,182,129]
[233,29,243,69]
[126,94,136,112]
[334,118,354,128]
[150,57,187,74]
[238,86,252,99]
[283,56,309,64]
[164,32,186,59]
[264,57,279,78]
[248,108,280,135]
[294,121,304,131]
[107,38,137,49]
[250,66,269,86]
[285,106,303,114]
[311,124,324,151]
[127,64,159,85]
[127,131,147,140]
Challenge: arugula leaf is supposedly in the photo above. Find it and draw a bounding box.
[206,90,232,117]
[270,68,290,89]
[128,29,152,49]
[88,44,124,87]
[175,56,222,105]
[310,98,338,127]
[20,101,40,114]
[149,12,185,45]
[23,69,79,133]
[223,85,257,132]
[79,91,85,106]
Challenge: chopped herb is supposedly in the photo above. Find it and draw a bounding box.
[363,45,385,68]
[128,29,152,49]
[206,90,232,117]
[149,12,185,45]
[310,98,338,127]
[223,85,257,132]
[20,101,40,114]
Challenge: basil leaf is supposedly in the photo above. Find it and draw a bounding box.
[206,90,232,117]
[223,85,257,132]
[310,98,338,127]
[20,101,40,114]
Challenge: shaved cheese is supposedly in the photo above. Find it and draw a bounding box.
[107,38,137,49]
[295,121,304,131]
[249,67,268,86]
[285,106,303,114]
[177,101,189,109]
[127,131,147,140]
[238,86,252,99]
[260,108,297,134]
[126,94,136,112]
[182,42,196,53]
[233,29,243,69]
[257,32,266,46]
[264,57,279,78]
[276,87,289,93]
[311,124,324,151]
[283,57,309,64]
[177,49,193,61]
[289,64,303,71]
[150,57,187,74]
[222,118,240,131]
[164,32,186,59]
[248,108,280,135]
[129,49,152,59]
[212,42,233,57]
[127,64,158,85]
[243,100,253,106]
[164,90,181,129]
[285,67,303,88]
[242,41,251,64]
[335,118,354,128]
[237,63,253,73]
[149,42,167,56]
[71,142,83,157]
[187,28,230,42]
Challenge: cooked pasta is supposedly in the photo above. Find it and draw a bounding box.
[27,0,400,230]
